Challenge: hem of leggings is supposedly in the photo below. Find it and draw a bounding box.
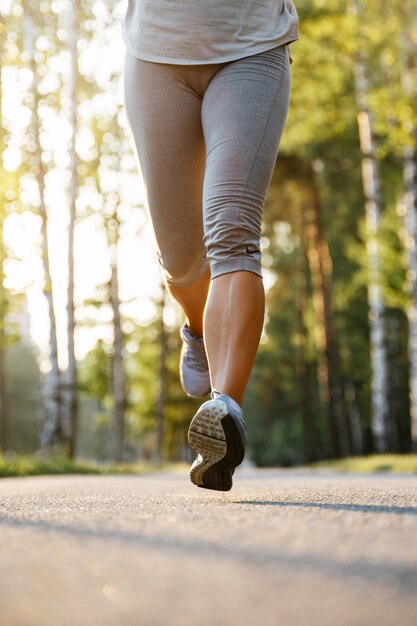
[209,258,263,280]
[163,260,210,289]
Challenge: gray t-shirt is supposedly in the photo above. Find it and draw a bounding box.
[122,0,299,65]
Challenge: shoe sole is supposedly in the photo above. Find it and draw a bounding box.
[188,399,245,492]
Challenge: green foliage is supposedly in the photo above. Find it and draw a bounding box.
[126,314,201,461]
[312,454,417,473]
[0,454,155,478]
[244,0,416,464]
[1,1,416,465]
[78,339,112,403]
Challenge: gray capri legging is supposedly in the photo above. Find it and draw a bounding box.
[123,44,291,287]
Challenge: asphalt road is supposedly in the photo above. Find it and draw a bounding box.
[0,468,416,626]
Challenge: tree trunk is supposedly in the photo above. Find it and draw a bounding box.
[385,312,401,451]
[350,0,389,453]
[103,102,128,463]
[302,162,350,458]
[23,0,63,448]
[108,213,126,463]
[0,229,5,454]
[156,286,168,465]
[65,0,78,458]
[296,209,316,462]
[403,147,417,450]
[400,9,417,450]
[110,251,125,463]
[0,22,6,453]
[344,380,363,455]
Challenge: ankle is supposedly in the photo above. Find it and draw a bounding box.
[185,320,204,339]
[211,388,242,408]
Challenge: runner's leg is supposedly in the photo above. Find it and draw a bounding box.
[123,51,213,336]
[201,45,291,405]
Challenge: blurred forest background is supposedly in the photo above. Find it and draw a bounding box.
[0,0,416,467]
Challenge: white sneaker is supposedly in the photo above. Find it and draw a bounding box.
[179,323,211,398]
[188,391,247,491]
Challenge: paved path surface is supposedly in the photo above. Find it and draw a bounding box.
[0,469,416,626]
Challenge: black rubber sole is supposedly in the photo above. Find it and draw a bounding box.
[199,414,245,491]
[198,414,246,492]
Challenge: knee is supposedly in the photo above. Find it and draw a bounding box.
[157,251,210,288]
[204,204,263,280]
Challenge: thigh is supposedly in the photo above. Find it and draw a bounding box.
[123,50,207,282]
[202,44,291,197]
[200,45,291,274]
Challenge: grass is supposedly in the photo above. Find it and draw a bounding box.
[2,454,417,478]
[0,455,181,478]
[311,454,417,474]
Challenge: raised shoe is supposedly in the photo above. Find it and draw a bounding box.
[179,323,211,398]
[188,391,246,492]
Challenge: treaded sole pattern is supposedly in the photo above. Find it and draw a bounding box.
[188,400,245,492]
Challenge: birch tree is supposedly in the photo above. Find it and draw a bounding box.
[73,0,132,462]
[0,14,6,452]
[0,6,31,452]
[106,205,126,463]
[0,200,6,456]
[63,0,79,457]
[155,285,168,465]
[22,0,63,448]
[350,0,389,452]
[399,4,417,450]
[99,105,128,463]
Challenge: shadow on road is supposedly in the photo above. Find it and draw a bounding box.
[0,513,416,590]
[234,501,417,515]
